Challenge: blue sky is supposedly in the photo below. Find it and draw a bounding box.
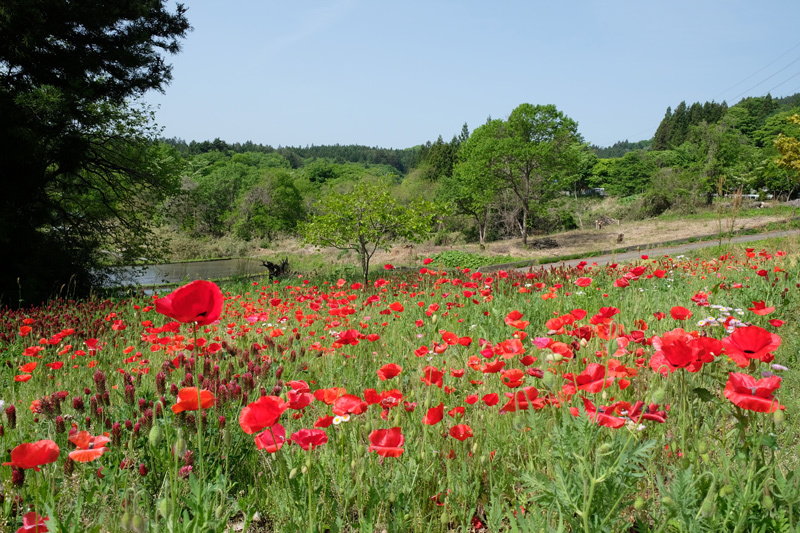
[145,1,800,149]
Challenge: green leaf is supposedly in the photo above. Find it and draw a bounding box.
[692,387,716,402]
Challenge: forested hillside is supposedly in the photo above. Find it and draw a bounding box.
[152,92,800,260]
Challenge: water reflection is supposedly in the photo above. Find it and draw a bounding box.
[107,258,268,287]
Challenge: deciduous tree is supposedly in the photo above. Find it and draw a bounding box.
[299,180,436,285]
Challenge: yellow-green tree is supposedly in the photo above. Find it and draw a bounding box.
[774,114,800,172]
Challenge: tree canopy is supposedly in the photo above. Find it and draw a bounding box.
[0,0,190,305]
[299,179,436,285]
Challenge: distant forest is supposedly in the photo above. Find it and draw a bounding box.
[154,91,800,251]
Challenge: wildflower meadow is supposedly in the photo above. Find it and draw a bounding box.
[2,241,799,532]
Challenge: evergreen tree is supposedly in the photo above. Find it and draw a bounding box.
[0,0,190,305]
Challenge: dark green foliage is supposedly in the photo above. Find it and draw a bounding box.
[652,100,729,150]
[231,171,305,241]
[590,139,652,158]
[0,0,190,306]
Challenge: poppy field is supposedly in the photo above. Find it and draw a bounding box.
[2,242,800,532]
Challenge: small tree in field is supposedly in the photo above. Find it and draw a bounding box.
[299,179,436,285]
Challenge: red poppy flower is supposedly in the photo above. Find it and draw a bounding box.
[286,390,313,411]
[613,278,629,288]
[68,431,110,462]
[482,393,499,406]
[422,402,444,425]
[500,368,525,388]
[748,301,775,316]
[389,302,404,313]
[19,362,37,373]
[575,277,593,287]
[171,387,216,414]
[649,329,720,374]
[46,362,63,370]
[332,394,368,416]
[721,326,781,367]
[16,511,49,533]
[360,388,378,406]
[449,424,473,441]
[504,310,529,329]
[14,375,32,382]
[377,363,402,381]
[384,264,394,270]
[465,394,479,405]
[314,415,335,428]
[494,338,524,358]
[724,372,784,413]
[421,366,444,388]
[481,359,505,374]
[290,428,329,451]
[335,329,362,345]
[155,280,223,326]
[254,424,286,453]
[573,397,625,428]
[288,380,311,393]
[313,387,346,405]
[564,363,613,393]
[448,406,465,418]
[626,401,668,424]
[368,427,405,457]
[499,386,542,413]
[768,319,784,328]
[3,440,60,471]
[670,306,692,321]
[239,396,288,434]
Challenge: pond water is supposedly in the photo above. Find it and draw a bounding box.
[106,258,268,287]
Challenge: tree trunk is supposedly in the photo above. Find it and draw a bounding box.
[359,237,370,286]
[521,204,529,246]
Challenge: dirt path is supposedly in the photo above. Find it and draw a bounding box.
[514,229,800,271]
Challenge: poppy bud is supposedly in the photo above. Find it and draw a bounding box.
[289,467,298,479]
[305,457,311,469]
[661,496,674,507]
[131,515,145,533]
[148,425,163,449]
[121,511,131,530]
[542,371,555,390]
[719,485,734,497]
[634,497,645,510]
[763,494,774,511]
[173,433,187,459]
[651,388,666,405]
[700,481,716,517]
[773,409,785,425]
[157,498,170,519]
